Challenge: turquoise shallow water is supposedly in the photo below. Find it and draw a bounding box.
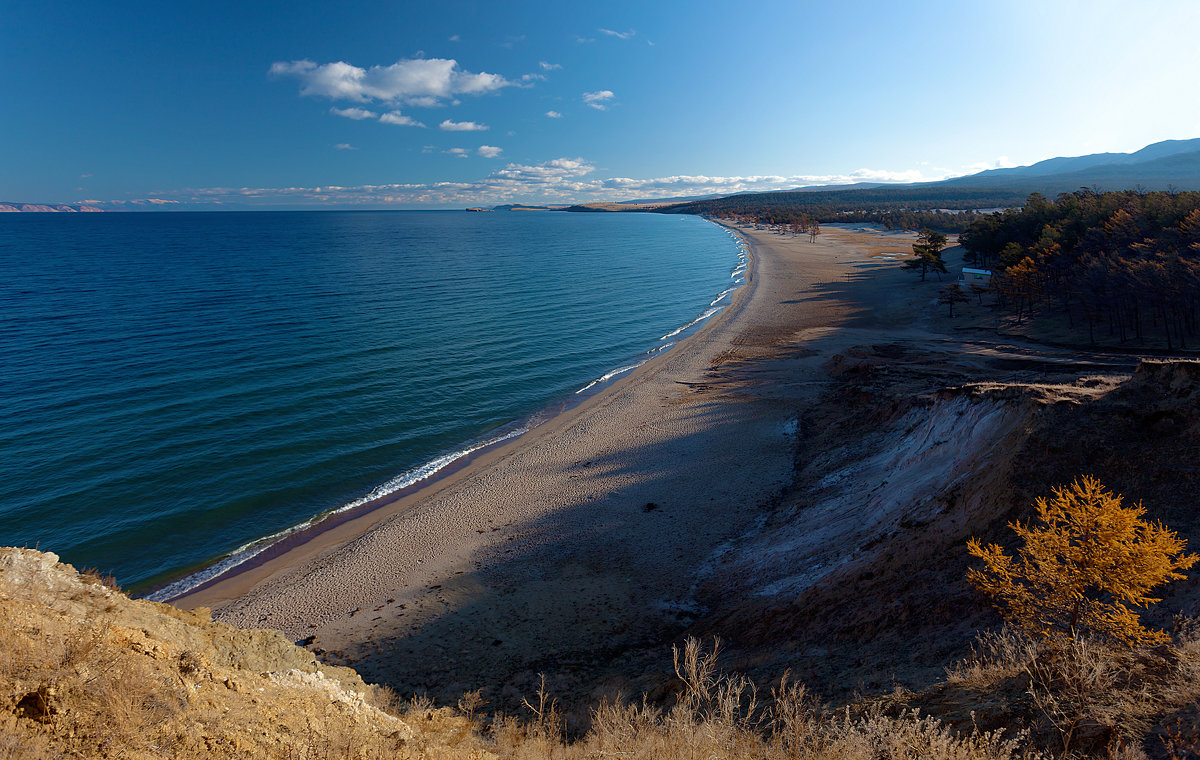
[0,210,745,593]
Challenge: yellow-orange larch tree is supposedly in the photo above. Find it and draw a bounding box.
[966,476,1197,647]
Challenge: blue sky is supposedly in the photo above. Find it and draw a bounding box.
[4,0,1200,208]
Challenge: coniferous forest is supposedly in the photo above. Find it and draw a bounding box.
[659,187,1031,232]
[959,190,1200,349]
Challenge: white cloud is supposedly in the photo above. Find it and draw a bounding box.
[79,173,93,179]
[599,28,635,40]
[440,119,489,131]
[405,96,443,108]
[99,198,181,206]
[334,143,357,150]
[330,106,377,120]
[445,147,470,158]
[448,34,460,42]
[521,73,546,83]
[98,159,967,208]
[380,111,425,127]
[478,145,502,158]
[962,156,1018,174]
[583,90,615,110]
[545,110,563,118]
[539,61,562,71]
[269,58,514,106]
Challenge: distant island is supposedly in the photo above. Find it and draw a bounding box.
[0,202,104,212]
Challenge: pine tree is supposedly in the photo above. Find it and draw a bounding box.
[966,476,1196,647]
[938,283,970,317]
[904,228,949,281]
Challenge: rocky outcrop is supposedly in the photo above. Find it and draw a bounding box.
[0,548,488,759]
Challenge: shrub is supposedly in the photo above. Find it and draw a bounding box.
[966,476,1197,646]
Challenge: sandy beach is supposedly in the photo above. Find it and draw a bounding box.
[176,220,931,706]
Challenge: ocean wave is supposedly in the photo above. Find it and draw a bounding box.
[710,286,736,306]
[660,305,723,340]
[574,360,649,394]
[144,425,528,602]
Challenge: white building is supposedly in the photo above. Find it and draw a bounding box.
[959,267,992,287]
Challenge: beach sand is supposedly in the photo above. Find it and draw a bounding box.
[176,221,933,707]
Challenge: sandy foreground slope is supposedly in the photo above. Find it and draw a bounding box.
[176,222,943,706]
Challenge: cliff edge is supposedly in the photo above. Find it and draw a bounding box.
[0,548,489,759]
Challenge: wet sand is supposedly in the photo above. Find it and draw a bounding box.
[176,221,928,704]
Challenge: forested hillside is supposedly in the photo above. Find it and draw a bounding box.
[959,189,1200,348]
[658,186,1027,232]
[654,139,1200,233]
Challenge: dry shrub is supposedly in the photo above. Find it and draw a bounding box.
[944,627,1044,687]
[938,624,1200,757]
[491,638,1026,760]
[0,714,52,760]
[1,575,184,756]
[1025,635,1200,756]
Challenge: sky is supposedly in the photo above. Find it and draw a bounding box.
[4,0,1200,209]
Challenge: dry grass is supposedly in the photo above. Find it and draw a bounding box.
[0,548,486,759]
[9,548,1200,759]
[933,626,1200,757]
[945,628,1046,687]
[485,638,1029,760]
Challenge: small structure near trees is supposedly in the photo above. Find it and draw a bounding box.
[959,267,992,287]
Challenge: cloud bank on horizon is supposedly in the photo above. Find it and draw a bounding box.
[8,1,1199,207]
[105,158,955,209]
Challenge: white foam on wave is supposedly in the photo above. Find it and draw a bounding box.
[710,286,736,306]
[574,360,649,394]
[145,425,529,602]
[660,305,723,340]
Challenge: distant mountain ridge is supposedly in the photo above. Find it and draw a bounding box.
[660,137,1200,220]
[0,202,104,212]
[969,138,1200,180]
[925,137,1200,193]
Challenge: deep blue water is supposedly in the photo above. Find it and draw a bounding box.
[0,210,745,594]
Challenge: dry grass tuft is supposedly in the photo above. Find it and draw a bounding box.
[11,547,1200,758]
[932,624,1200,757]
[487,637,1028,760]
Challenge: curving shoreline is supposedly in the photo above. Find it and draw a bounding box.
[173,220,760,613]
[158,221,751,606]
[174,220,923,707]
